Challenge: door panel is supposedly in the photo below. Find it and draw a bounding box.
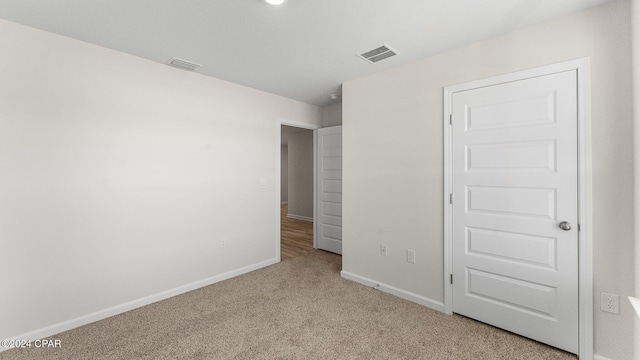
[466,269,557,317]
[452,70,578,353]
[466,227,557,269]
[467,186,557,219]
[316,126,343,254]
[467,140,556,171]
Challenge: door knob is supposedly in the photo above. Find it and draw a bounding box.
[559,221,572,231]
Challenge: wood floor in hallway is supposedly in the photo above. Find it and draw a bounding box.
[280,204,314,261]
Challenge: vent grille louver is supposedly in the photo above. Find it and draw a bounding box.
[357,44,399,64]
[167,57,202,71]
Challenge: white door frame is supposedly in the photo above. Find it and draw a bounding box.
[442,58,592,358]
[276,119,320,262]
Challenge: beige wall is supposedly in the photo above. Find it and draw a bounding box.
[0,19,321,340]
[632,0,640,356]
[342,1,634,359]
[321,102,343,127]
[287,130,314,219]
[281,145,288,203]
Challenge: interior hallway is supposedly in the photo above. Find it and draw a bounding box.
[280,204,314,260]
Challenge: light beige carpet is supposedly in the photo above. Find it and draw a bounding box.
[1,250,576,359]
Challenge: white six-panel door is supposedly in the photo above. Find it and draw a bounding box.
[315,126,343,254]
[451,70,579,353]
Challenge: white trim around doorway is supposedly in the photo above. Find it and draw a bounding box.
[442,57,592,359]
[276,119,320,262]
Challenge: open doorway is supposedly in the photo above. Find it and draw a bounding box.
[278,123,317,261]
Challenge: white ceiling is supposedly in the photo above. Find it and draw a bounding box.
[0,0,613,107]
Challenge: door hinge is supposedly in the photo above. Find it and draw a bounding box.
[578,223,581,232]
[449,194,453,204]
[450,274,453,284]
[449,114,452,125]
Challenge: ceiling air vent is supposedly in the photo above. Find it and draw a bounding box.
[167,57,202,71]
[357,44,399,64]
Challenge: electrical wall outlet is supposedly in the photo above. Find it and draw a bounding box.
[407,249,416,264]
[220,238,228,248]
[601,292,619,314]
[380,244,387,256]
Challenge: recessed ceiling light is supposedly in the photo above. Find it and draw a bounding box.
[265,0,284,5]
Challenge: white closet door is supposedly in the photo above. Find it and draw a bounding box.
[315,126,342,254]
[452,70,579,353]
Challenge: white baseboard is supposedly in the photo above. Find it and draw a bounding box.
[287,213,313,222]
[0,257,279,353]
[594,355,613,360]
[340,270,445,313]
